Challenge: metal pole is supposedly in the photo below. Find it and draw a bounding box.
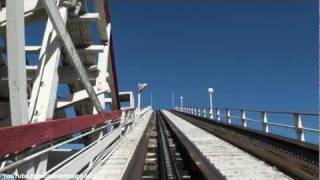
[150,92,153,107]
[137,83,147,109]
[172,92,175,108]
[138,92,141,109]
[208,88,214,119]
[180,96,183,110]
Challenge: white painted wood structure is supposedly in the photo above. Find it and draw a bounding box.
[0,0,127,178]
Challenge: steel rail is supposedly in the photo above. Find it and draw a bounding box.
[187,107,318,116]
[0,110,121,158]
[161,111,226,180]
[42,128,120,179]
[0,120,120,173]
[180,107,319,142]
[157,111,181,180]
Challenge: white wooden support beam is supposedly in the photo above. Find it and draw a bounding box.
[0,66,100,84]
[56,83,110,109]
[69,13,100,22]
[23,45,105,54]
[93,45,110,114]
[28,5,68,123]
[105,98,112,103]
[105,24,119,111]
[0,0,45,27]
[6,0,29,126]
[25,46,42,53]
[40,0,104,113]
[26,3,69,176]
[93,0,109,42]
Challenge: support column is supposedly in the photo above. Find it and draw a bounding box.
[27,3,69,176]
[6,0,28,126]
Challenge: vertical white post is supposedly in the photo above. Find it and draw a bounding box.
[137,92,141,109]
[6,0,29,126]
[150,92,153,108]
[172,92,174,108]
[208,88,214,119]
[198,108,201,116]
[226,109,231,124]
[216,108,221,121]
[203,108,206,118]
[241,110,247,127]
[180,96,183,110]
[294,113,305,142]
[261,112,269,133]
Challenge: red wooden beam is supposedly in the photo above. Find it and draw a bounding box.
[0,110,121,158]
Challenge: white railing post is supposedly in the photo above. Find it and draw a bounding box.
[193,108,196,115]
[209,108,213,119]
[216,108,221,121]
[261,112,269,133]
[203,108,206,118]
[226,109,231,124]
[241,110,247,127]
[198,108,201,116]
[294,113,305,142]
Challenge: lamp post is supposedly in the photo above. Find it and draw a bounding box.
[137,83,148,109]
[208,88,214,119]
[180,96,183,111]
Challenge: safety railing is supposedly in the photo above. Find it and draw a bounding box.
[0,108,151,179]
[175,106,319,143]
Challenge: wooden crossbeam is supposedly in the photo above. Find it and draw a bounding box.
[40,0,104,113]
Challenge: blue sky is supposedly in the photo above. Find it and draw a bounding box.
[109,0,317,113]
[20,0,317,143]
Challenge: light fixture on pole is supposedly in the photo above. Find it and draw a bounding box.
[208,88,214,119]
[137,83,148,109]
